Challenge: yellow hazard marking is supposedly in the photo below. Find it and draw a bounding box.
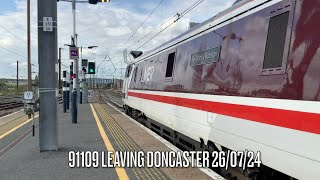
[0,114,39,139]
[90,103,129,180]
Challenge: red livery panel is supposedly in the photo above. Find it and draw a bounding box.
[128,0,320,102]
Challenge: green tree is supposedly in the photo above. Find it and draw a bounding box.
[0,80,6,90]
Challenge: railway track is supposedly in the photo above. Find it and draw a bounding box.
[0,95,22,99]
[96,90,123,108]
[0,102,24,111]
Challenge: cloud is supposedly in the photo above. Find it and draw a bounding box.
[0,0,234,79]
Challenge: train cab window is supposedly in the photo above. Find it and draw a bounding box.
[263,11,289,70]
[165,52,175,79]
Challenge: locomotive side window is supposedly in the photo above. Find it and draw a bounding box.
[133,66,138,82]
[165,52,175,78]
[140,65,144,82]
[263,11,290,69]
[125,65,132,78]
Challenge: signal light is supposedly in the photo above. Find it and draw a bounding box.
[88,62,95,74]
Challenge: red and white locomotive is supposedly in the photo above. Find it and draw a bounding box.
[122,0,320,179]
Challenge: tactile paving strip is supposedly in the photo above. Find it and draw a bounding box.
[94,103,168,180]
[0,113,38,137]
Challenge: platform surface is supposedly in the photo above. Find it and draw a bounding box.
[0,100,222,180]
[0,109,24,126]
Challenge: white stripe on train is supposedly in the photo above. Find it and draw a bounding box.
[129,89,320,114]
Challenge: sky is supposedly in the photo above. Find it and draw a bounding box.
[0,0,234,79]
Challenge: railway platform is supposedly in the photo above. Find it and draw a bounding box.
[0,95,222,180]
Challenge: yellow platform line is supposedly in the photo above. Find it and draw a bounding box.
[0,114,39,140]
[90,103,129,180]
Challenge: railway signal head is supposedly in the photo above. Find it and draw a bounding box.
[82,59,88,67]
[82,67,87,74]
[88,62,95,74]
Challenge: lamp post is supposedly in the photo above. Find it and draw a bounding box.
[27,0,31,92]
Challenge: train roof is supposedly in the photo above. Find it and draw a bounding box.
[131,0,270,64]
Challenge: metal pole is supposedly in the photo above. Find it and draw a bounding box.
[71,0,78,123]
[80,47,82,104]
[120,60,123,89]
[76,37,80,103]
[16,61,19,93]
[83,64,87,103]
[66,82,70,109]
[82,47,87,103]
[58,48,62,94]
[32,112,35,137]
[63,71,67,113]
[68,62,72,110]
[27,0,32,92]
[80,89,82,104]
[84,72,86,103]
[38,0,58,151]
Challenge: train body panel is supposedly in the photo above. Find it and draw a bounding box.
[125,89,320,179]
[122,0,320,179]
